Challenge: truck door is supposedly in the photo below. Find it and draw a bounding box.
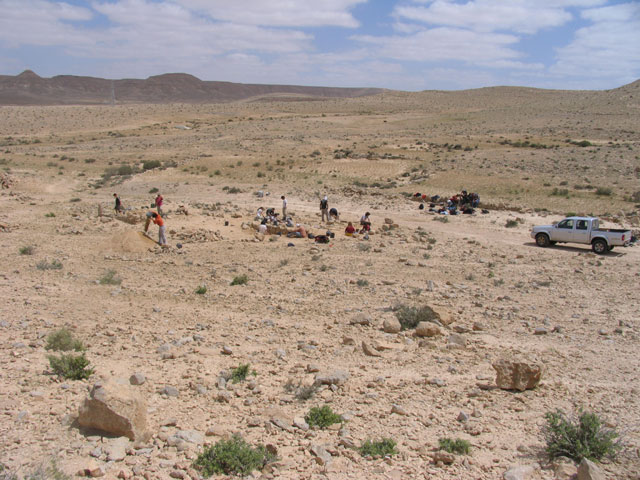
[553,219,574,242]
[573,219,590,243]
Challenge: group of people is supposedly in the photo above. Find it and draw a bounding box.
[414,190,480,215]
[114,192,168,246]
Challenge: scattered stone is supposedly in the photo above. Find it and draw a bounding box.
[391,404,408,416]
[350,313,371,326]
[577,458,605,480]
[457,411,470,422]
[383,318,401,334]
[503,464,537,480]
[77,381,150,442]
[414,322,442,338]
[534,327,548,335]
[472,322,486,331]
[129,373,146,386]
[306,364,320,373]
[310,444,332,466]
[222,345,233,355]
[492,358,543,391]
[293,417,309,431]
[447,334,467,349]
[362,341,382,357]
[342,336,356,345]
[174,430,204,445]
[315,370,349,386]
[432,451,455,465]
[105,437,130,462]
[160,386,179,397]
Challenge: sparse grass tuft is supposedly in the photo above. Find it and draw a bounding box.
[595,187,613,196]
[149,187,159,194]
[36,259,63,270]
[505,219,519,228]
[359,438,398,458]
[195,285,207,295]
[439,437,471,455]
[45,328,85,352]
[48,353,94,380]
[19,246,34,255]
[544,409,620,462]
[433,216,449,223]
[45,212,56,218]
[193,434,276,477]
[395,304,440,330]
[230,364,255,383]
[99,270,121,285]
[305,405,342,429]
[356,279,369,287]
[230,274,248,286]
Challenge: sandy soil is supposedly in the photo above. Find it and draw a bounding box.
[0,88,639,480]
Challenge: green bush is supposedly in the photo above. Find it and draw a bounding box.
[19,246,34,255]
[45,328,85,352]
[48,353,94,380]
[439,437,471,454]
[231,274,248,286]
[305,405,342,429]
[395,304,439,330]
[142,160,161,171]
[359,438,397,458]
[195,285,207,295]
[45,212,56,218]
[356,279,369,287]
[230,364,255,383]
[99,270,122,285]
[149,187,159,194]
[193,435,276,477]
[117,164,135,176]
[595,187,613,196]
[544,409,620,462]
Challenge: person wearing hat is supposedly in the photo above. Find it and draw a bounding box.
[320,195,329,222]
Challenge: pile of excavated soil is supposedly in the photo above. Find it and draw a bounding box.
[106,230,157,252]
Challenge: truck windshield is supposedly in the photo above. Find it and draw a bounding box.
[557,219,574,229]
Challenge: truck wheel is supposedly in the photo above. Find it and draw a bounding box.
[535,233,550,247]
[592,239,607,254]
[608,246,614,251]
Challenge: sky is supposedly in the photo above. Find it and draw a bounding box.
[0,0,638,91]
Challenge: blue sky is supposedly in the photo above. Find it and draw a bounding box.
[0,0,638,91]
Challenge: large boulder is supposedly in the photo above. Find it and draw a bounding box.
[492,359,543,391]
[77,381,150,442]
[577,458,605,480]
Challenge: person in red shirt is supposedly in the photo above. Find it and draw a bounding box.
[155,194,164,216]
[345,222,356,236]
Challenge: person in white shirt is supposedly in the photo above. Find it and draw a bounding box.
[281,195,288,219]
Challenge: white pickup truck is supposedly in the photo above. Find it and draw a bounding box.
[531,216,631,254]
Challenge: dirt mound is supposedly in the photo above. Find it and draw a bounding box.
[107,231,157,253]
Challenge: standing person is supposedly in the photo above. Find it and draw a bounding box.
[320,196,329,222]
[145,212,167,246]
[360,212,371,233]
[113,193,124,214]
[281,195,288,219]
[155,193,164,216]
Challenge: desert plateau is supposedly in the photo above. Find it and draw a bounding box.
[1,78,639,480]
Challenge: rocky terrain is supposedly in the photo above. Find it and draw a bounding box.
[0,82,639,479]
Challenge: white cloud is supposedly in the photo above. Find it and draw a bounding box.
[0,0,93,47]
[354,27,520,63]
[395,0,575,34]
[174,0,366,27]
[551,2,640,83]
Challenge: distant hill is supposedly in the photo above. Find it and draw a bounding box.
[0,70,386,105]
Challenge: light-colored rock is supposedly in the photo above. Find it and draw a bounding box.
[129,373,145,386]
[310,444,332,466]
[447,333,467,348]
[350,313,371,326]
[362,341,382,357]
[493,359,543,391]
[77,381,150,442]
[503,464,539,480]
[577,458,605,480]
[383,318,401,334]
[414,322,443,337]
[315,370,349,386]
[105,437,130,462]
[432,451,455,464]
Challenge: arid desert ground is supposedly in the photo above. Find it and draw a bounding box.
[1,82,639,479]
